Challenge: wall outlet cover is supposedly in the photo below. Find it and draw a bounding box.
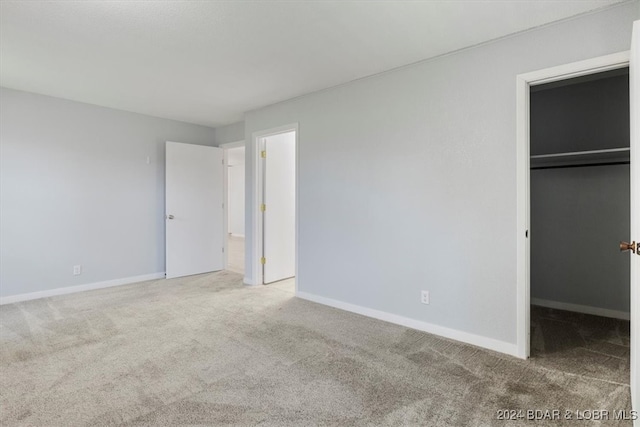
[421,290,429,305]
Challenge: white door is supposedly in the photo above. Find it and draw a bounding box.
[630,19,640,421]
[165,141,224,279]
[263,132,296,284]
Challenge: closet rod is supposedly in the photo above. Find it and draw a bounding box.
[531,160,630,170]
[530,147,629,160]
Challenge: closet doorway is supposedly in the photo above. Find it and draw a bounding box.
[528,67,630,372]
[515,51,635,362]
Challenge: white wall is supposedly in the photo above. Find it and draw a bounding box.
[243,3,639,353]
[227,146,245,236]
[0,87,217,299]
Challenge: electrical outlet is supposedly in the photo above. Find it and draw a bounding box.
[73,265,82,275]
[421,290,430,305]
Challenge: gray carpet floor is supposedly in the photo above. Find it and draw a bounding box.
[0,271,631,426]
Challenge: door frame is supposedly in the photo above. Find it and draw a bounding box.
[250,124,299,287]
[515,51,631,360]
[219,140,246,272]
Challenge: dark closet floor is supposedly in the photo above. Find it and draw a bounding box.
[530,305,630,385]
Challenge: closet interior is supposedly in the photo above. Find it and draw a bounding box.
[529,67,630,358]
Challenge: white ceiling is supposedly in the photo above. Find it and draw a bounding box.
[0,0,628,128]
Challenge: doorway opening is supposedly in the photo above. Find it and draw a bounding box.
[528,67,630,379]
[227,148,245,274]
[222,142,246,275]
[252,125,297,289]
[516,52,631,361]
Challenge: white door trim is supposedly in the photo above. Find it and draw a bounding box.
[250,124,299,289]
[515,51,630,359]
[629,22,639,423]
[219,140,246,272]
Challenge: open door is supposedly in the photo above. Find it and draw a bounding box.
[630,19,640,420]
[165,141,224,279]
[263,131,296,284]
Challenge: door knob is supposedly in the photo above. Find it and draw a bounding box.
[620,241,636,254]
[166,215,174,220]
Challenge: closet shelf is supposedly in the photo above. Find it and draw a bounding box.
[530,147,630,169]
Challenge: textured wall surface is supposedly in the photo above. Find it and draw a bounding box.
[0,88,217,298]
[243,3,639,347]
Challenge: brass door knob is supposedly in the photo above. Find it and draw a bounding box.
[620,241,637,254]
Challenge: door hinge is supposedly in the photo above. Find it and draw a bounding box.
[261,150,266,158]
[222,247,225,253]
[261,203,266,212]
[261,257,266,265]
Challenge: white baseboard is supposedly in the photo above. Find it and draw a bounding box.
[229,234,245,238]
[296,291,519,358]
[243,276,257,286]
[0,272,166,305]
[531,297,630,320]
